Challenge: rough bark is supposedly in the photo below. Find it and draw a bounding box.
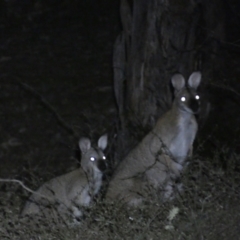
[113,0,225,161]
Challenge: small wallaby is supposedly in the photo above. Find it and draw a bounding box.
[21,134,108,221]
[106,72,201,206]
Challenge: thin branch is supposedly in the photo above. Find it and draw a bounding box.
[1,74,79,138]
[209,82,240,99]
[20,82,78,138]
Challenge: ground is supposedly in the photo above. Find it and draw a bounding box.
[0,1,240,240]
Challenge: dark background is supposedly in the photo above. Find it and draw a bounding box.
[1,1,240,239]
[0,0,120,179]
[1,0,240,189]
[1,0,240,186]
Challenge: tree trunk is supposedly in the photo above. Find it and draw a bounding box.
[113,0,225,161]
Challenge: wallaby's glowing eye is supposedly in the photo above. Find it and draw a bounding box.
[195,95,200,100]
[181,97,186,102]
[90,157,95,162]
[102,156,106,160]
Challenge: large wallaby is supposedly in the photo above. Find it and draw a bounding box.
[21,134,108,221]
[106,72,201,206]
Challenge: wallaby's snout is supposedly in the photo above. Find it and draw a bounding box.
[188,93,200,113]
[97,159,107,172]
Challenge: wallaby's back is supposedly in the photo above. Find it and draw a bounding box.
[106,72,201,205]
[22,168,88,217]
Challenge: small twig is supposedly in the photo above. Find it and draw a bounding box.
[0,178,60,204]
[0,178,70,207]
[0,178,45,198]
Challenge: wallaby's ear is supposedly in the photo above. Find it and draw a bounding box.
[79,138,91,154]
[98,134,108,150]
[171,74,185,91]
[188,71,201,89]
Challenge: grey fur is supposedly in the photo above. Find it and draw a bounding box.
[106,72,201,205]
[21,135,108,221]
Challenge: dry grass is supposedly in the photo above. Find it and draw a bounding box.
[1,144,240,240]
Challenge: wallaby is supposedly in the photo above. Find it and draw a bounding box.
[21,134,108,221]
[106,72,201,206]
